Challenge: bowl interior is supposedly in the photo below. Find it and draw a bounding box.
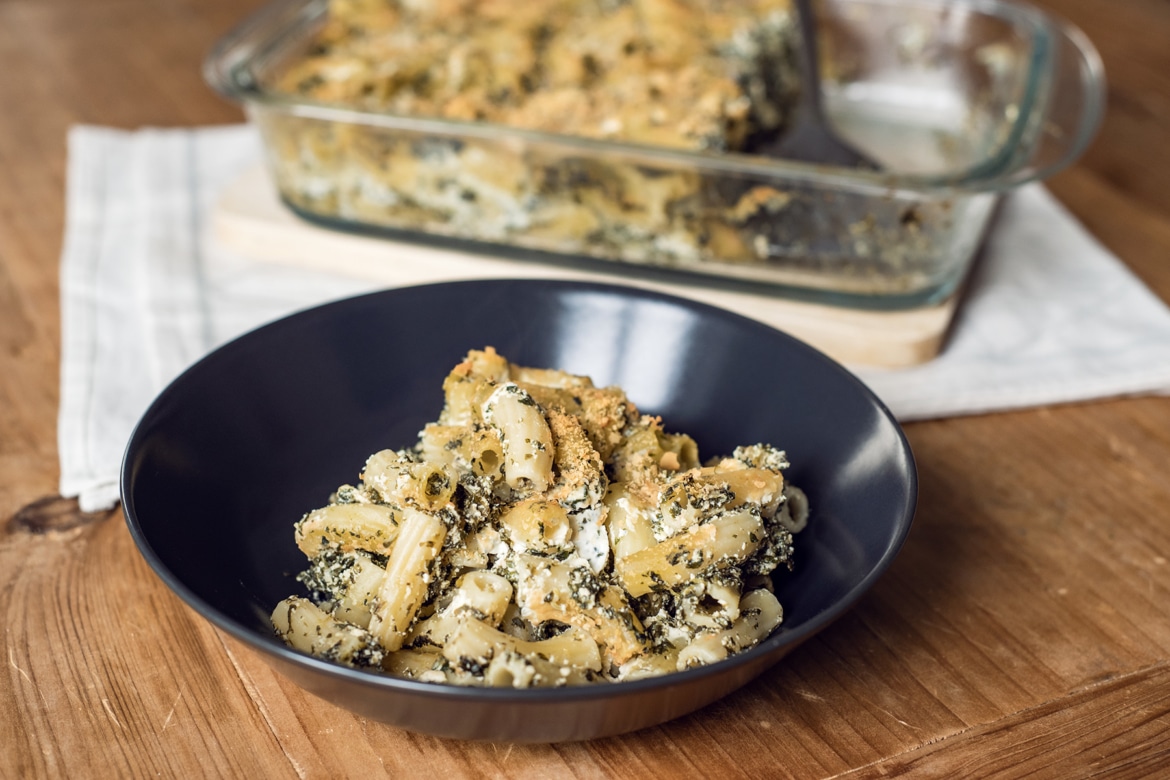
[122,279,915,731]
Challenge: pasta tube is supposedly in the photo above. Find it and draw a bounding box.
[439,347,510,426]
[481,382,554,492]
[546,408,607,509]
[271,596,384,668]
[330,551,388,629]
[777,484,810,532]
[497,498,572,553]
[605,483,657,560]
[512,555,646,666]
[700,462,785,517]
[677,588,783,669]
[443,618,602,676]
[417,424,505,479]
[382,647,446,681]
[409,570,514,647]
[508,365,592,389]
[368,508,447,651]
[362,449,457,511]
[617,648,682,681]
[615,508,764,597]
[294,503,401,557]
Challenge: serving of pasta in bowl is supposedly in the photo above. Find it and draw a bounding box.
[122,279,916,742]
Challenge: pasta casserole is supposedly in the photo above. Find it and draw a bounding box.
[256,0,809,271]
[272,347,808,686]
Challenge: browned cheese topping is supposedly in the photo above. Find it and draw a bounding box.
[276,0,797,151]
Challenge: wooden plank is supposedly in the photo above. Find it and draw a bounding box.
[2,515,297,779]
[838,664,1170,779]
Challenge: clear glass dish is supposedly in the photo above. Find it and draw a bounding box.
[205,0,1104,309]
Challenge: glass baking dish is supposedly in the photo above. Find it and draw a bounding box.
[205,0,1103,309]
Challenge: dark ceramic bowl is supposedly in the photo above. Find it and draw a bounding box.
[121,279,916,742]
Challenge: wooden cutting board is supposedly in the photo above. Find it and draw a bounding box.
[211,164,963,368]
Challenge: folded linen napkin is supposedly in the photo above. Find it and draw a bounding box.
[59,124,1170,512]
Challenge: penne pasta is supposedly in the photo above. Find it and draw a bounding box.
[439,347,511,426]
[508,365,593,390]
[272,347,807,686]
[546,408,608,509]
[481,382,554,493]
[615,508,764,597]
[655,431,701,473]
[678,579,742,631]
[777,484,810,533]
[417,423,506,479]
[700,461,785,517]
[443,618,602,675]
[271,596,384,668]
[512,554,646,666]
[497,498,572,553]
[362,449,457,511]
[616,648,681,681]
[604,483,657,560]
[382,647,446,681]
[677,588,783,669]
[444,524,499,570]
[330,551,387,629]
[409,570,514,647]
[294,502,401,557]
[367,508,447,652]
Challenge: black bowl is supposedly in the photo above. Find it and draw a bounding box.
[121,279,916,742]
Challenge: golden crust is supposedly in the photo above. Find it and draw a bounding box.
[546,407,607,507]
[275,0,795,151]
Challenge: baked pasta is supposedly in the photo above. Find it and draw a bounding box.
[272,347,809,687]
[276,0,798,151]
[256,0,810,269]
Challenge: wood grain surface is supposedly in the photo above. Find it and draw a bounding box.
[3,0,1170,777]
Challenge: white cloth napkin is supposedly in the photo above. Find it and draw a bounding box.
[59,124,1170,512]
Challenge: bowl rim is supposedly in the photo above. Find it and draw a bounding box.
[120,278,918,704]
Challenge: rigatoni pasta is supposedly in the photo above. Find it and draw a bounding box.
[272,347,809,687]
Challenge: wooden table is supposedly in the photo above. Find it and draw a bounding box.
[3,1,1169,776]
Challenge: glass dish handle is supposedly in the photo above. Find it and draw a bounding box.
[204,0,326,99]
[992,15,1106,190]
